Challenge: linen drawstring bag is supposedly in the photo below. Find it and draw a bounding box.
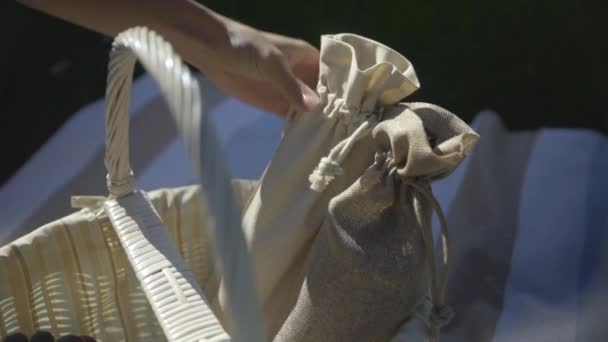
[213,33,479,340]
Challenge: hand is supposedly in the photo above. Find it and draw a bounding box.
[19,0,320,117]
[199,23,320,117]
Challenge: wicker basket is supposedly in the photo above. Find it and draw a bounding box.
[0,27,265,342]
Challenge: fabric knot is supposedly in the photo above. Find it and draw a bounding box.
[430,304,454,328]
[309,157,344,192]
[106,172,136,198]
[308,107,384,192]
[309,119,375,192]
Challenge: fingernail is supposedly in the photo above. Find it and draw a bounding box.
[301,86,320,111]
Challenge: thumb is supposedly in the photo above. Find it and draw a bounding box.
[263,53,320,112]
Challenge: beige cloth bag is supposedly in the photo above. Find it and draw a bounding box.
[225,34,479,340]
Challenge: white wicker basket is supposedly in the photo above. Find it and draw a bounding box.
[0,26,265,342]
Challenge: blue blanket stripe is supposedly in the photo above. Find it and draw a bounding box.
[494,130,600,342]
[575,137,608,342]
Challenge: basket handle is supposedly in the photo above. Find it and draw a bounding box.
[104,26,266,342]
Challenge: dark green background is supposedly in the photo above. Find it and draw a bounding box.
[1,0,605,184]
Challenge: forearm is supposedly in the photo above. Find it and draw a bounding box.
[19,0,236,71]
[19,0,320,115]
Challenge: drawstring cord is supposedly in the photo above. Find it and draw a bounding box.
[309,120,374,191]
[399,169,452,340]
[384,153,453,341]
[309,106,384,192]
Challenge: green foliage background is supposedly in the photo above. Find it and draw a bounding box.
[202,0,603,130]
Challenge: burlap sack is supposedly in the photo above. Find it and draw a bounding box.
[274,103,479,341]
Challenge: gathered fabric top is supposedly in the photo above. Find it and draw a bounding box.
[316,33,420,127]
